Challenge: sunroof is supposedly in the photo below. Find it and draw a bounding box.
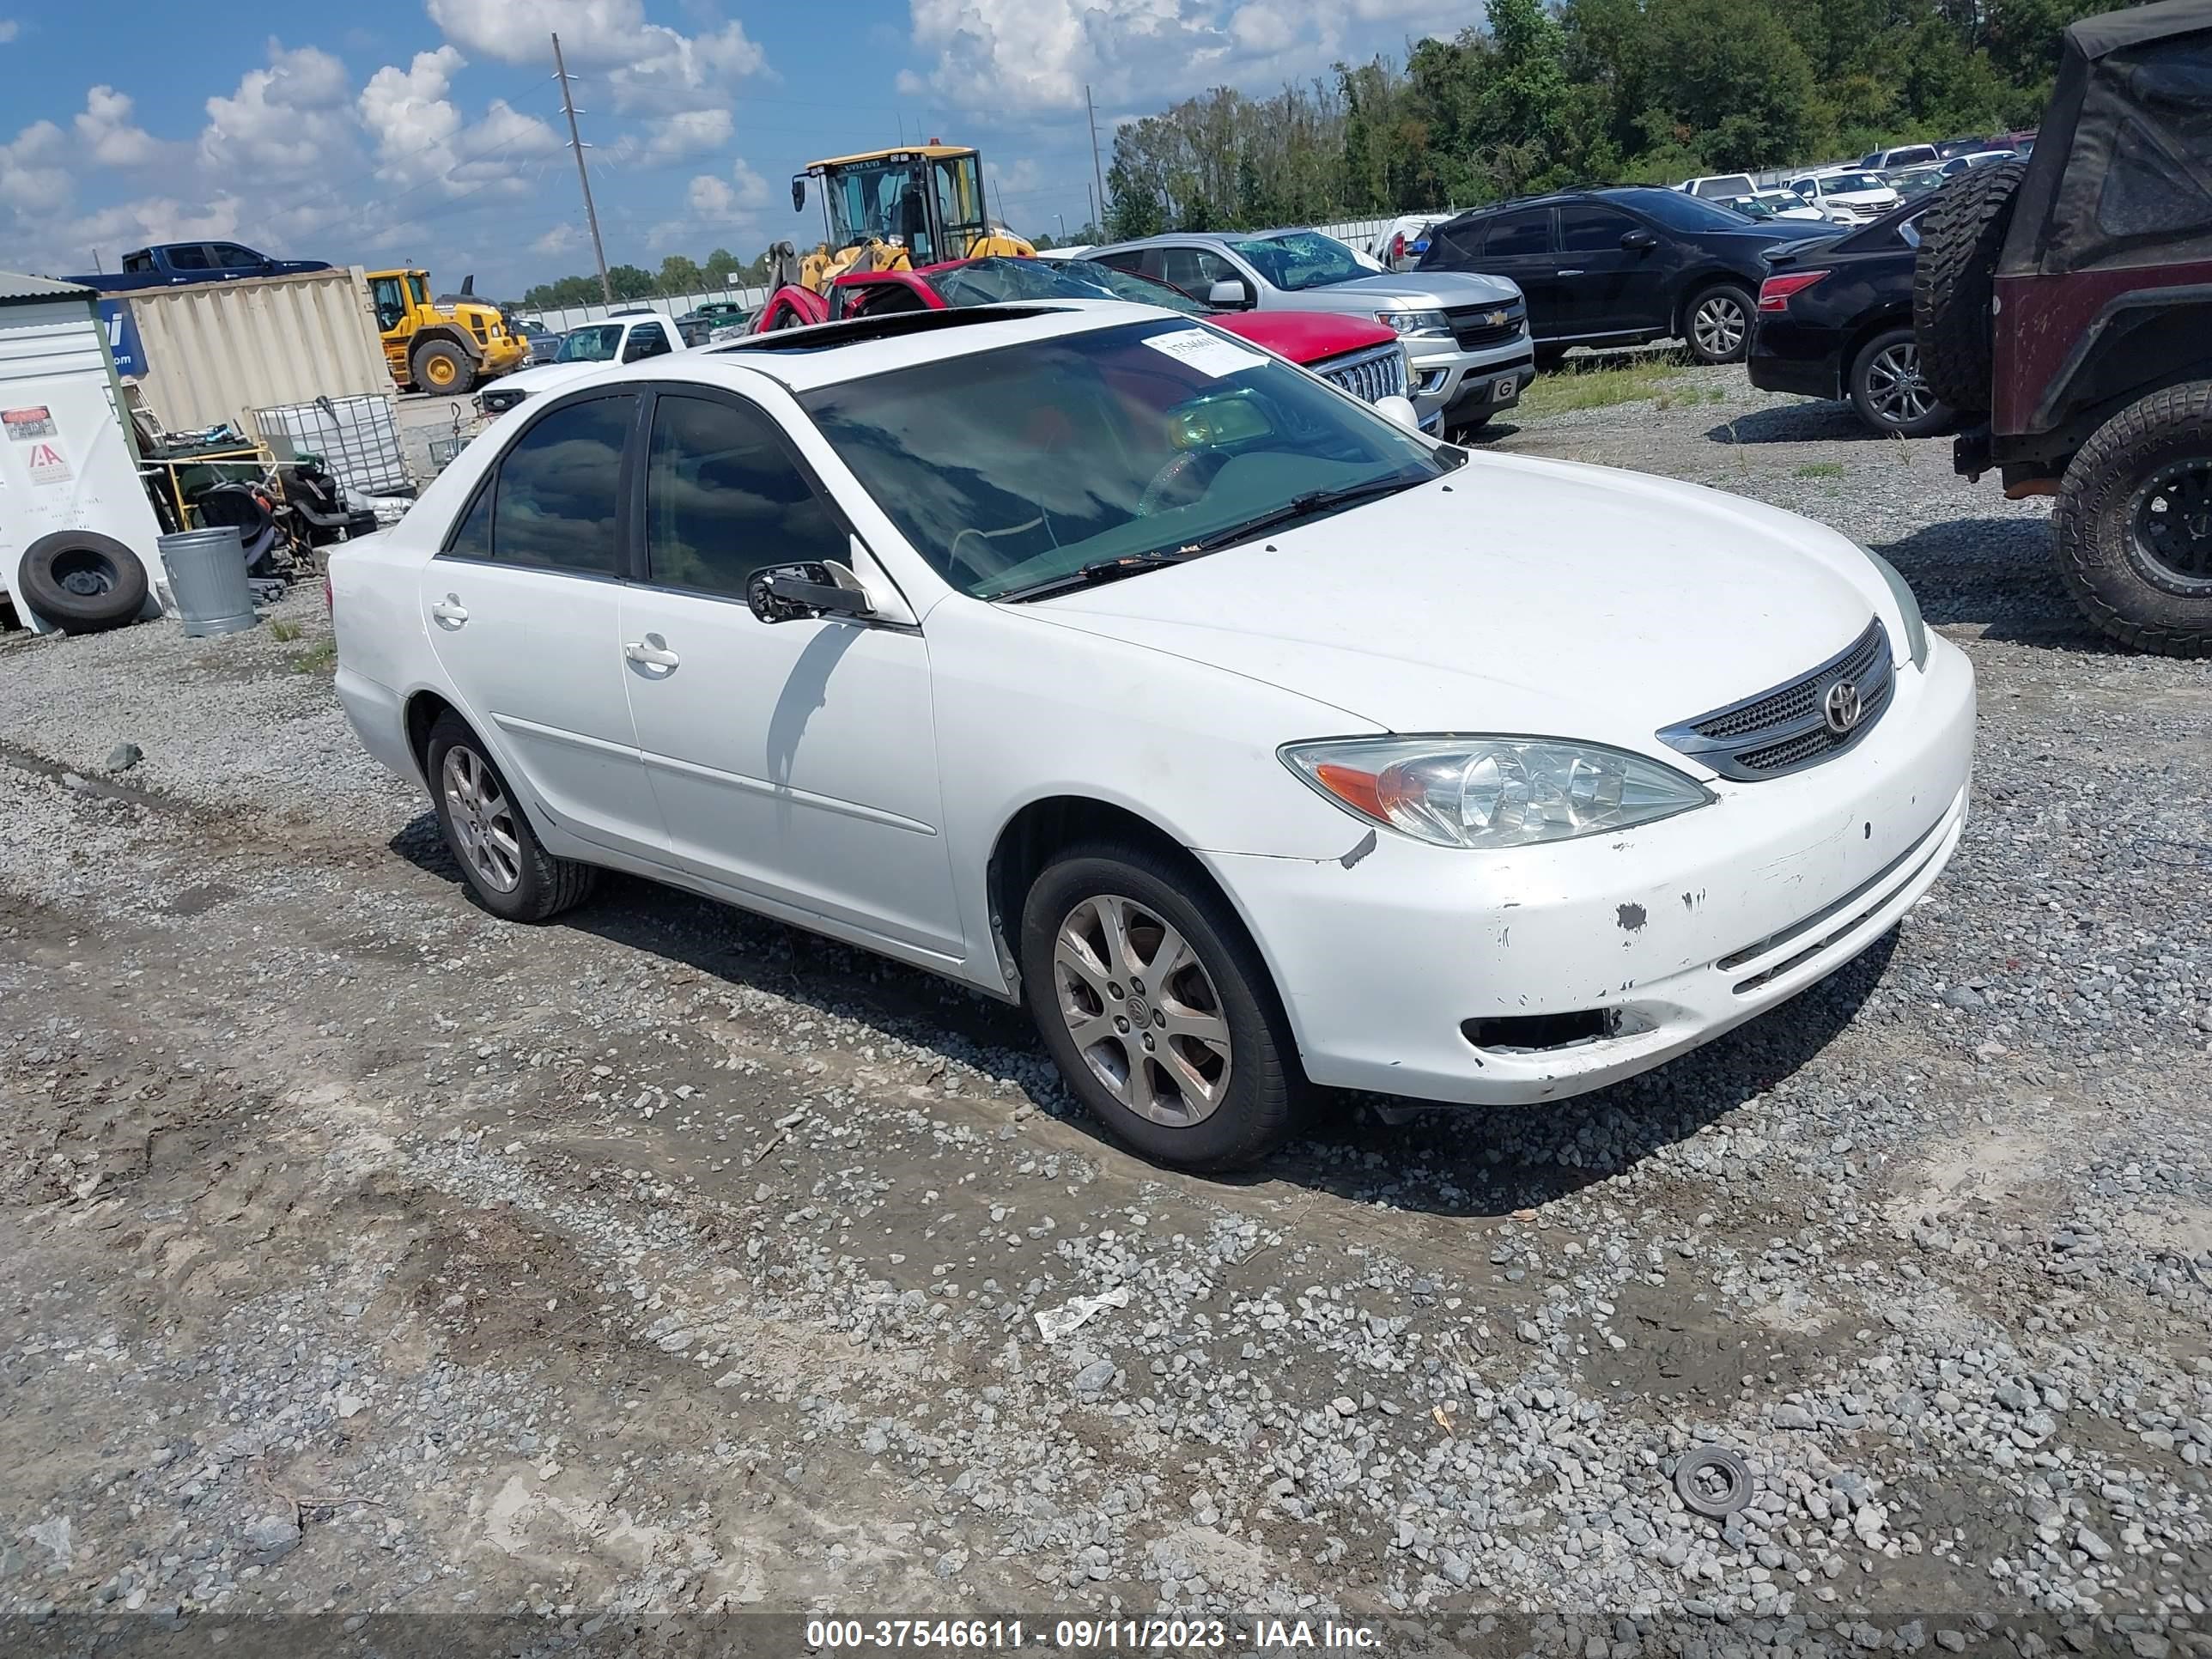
[712,304,1070,354]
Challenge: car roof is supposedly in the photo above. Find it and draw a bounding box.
[696,300,1176,393]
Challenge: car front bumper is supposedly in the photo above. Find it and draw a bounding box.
[1200,633,1975,1104]
[1408,334,1536,423]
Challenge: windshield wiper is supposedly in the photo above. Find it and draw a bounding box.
[997,550,1201,604]
[1173,472,1429,555]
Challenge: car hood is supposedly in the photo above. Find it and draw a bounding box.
[488,360,606,397]
[1218,310,1398,362]
[1030,452,1892,762]
[1297,270,1522,309]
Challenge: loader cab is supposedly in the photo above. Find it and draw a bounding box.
[794,145,995,268]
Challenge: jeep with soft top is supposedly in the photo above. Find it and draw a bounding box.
[1914,0,2212,655]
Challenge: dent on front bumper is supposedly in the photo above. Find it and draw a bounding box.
[1200,635,1976,1104]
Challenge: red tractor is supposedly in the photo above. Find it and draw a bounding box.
[751,255,1427,425]
[1915,0,2212,654]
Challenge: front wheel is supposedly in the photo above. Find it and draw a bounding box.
[1848,327,1952,438]
[1018,843,1301,1171]
[2052,381,2212,657]
[1683,283,1753,365]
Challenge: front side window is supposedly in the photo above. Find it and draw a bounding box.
[1559,206,1639,251]
[168,245,210,270]
[454,395,634,575]
[210,243,258,267]
[799,319,1457,601]
[644,394,845,599]
[1158,246,1234,295]
[1224,231,1365,291]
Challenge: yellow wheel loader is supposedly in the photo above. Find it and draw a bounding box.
[779,144,1034,295]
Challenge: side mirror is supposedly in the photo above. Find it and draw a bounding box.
[1206,277,1252,309]
[748,561,874,624]
[1620,229,1659,252]
[791,176,807,213]
[1374,394,1420,433]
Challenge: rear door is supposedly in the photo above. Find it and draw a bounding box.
[1553,203,1667,337]
[419,390,666,860]
[615,386,961,957]
[1462,209,1561,338]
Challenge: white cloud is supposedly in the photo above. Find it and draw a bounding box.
[728,158,769,210]
[426,0,764,112]
[74,86,162,167]
[0,19,20,44]
[0,118,70,216]
[902,0,1450,113]
[644,108,732,161]
[199,40,357,180]
[685,173,735,216]
[532,222,584,257]
[359,46,562,200]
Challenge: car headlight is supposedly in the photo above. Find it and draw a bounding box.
[1858,544,1929,670]
[1375,309,1452,337]
[1280,736,1713,849]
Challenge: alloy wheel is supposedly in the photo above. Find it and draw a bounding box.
[1052,893,1232,1127]
[441,744,522,893]
[1692,295,1747,359]
[1863,342,1936,427]
[2130,458,2212,591]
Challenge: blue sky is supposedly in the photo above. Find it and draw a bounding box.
[0,0,1462,298]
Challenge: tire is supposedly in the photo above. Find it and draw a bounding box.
[2051,381,2212,657]
[1533,346,1567,372]
[1453,411,1495,434]
[1018,841,1302,1171]
[424,713,599,920]
[15,531,149,632]
[1847,327,1953,438]
[1682,283,1754,365]
[410,338,476,396]
[1911,160,2025,413]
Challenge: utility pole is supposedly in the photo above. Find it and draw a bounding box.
[551,32,612,306]
[1085,180,1097,236]
[1085,84,1109,233]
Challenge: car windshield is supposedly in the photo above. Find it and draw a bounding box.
[799,319,1454,601]
[554,324,623,362]
[922,256,1206,315]
[1225,231,1368,292]
[1824,173,1887,195]
[1725,196,1777,219]
[1624,190,1758,233]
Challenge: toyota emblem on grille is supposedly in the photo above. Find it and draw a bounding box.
[1823,679,1863,736]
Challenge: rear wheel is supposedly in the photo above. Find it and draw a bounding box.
[1848,327,1952,438]
[1911,160,2025,412]
[1018,842,1301,1171]
[1683,283,1753,365]
[410,338,476,396]
[2052,381,2212,657]
[424,713,599,919]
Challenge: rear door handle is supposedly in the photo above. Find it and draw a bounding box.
[431,594,468,629]
[1556,268,1584,276]
[623,635,679,670]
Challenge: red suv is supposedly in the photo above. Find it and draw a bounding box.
[1915,0,2212,655]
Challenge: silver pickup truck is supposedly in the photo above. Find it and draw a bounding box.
[1087,228,1534,428]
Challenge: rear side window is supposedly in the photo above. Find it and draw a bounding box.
[643,393,846,599]
[1481,210,1552,255]
[442,394,635,574]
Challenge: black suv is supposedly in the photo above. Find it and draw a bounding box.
[1418,186,1832,365]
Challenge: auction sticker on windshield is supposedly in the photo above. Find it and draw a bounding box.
[1141,328,1268,378]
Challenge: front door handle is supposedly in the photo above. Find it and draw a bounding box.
[623,634,679,670]
[1556,268,1584,276]
[431,593,468,629]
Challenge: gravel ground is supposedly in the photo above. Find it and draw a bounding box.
[2,365,2209,1658]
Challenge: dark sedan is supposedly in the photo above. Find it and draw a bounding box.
[1415,185,1832,365]
[1747,200,1951,437]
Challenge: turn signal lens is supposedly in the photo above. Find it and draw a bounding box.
[1283,737,1712,850]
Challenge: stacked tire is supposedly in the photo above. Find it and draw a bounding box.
[1915,160,2212,656]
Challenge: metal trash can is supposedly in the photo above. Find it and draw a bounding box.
[157,526,258,638]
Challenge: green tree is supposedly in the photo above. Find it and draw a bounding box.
[658,254,704,294]
[605,264,656,301]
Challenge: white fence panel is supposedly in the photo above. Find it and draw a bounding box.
[520,286,772,333]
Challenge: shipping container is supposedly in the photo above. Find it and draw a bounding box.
[122,267,392,434]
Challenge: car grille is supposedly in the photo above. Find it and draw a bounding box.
[1656,619,1894,780]
[1443,303,1525,350]
[1316,342,1407,404]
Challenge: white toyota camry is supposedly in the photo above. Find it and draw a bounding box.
[331,301,1974,1171]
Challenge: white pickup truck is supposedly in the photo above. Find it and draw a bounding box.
[475,311,687,417]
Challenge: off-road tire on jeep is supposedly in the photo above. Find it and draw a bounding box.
[2052,381,2212,658]
[410,337,476,396]
[1912,160,2026,413]
[15,531,149,632]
